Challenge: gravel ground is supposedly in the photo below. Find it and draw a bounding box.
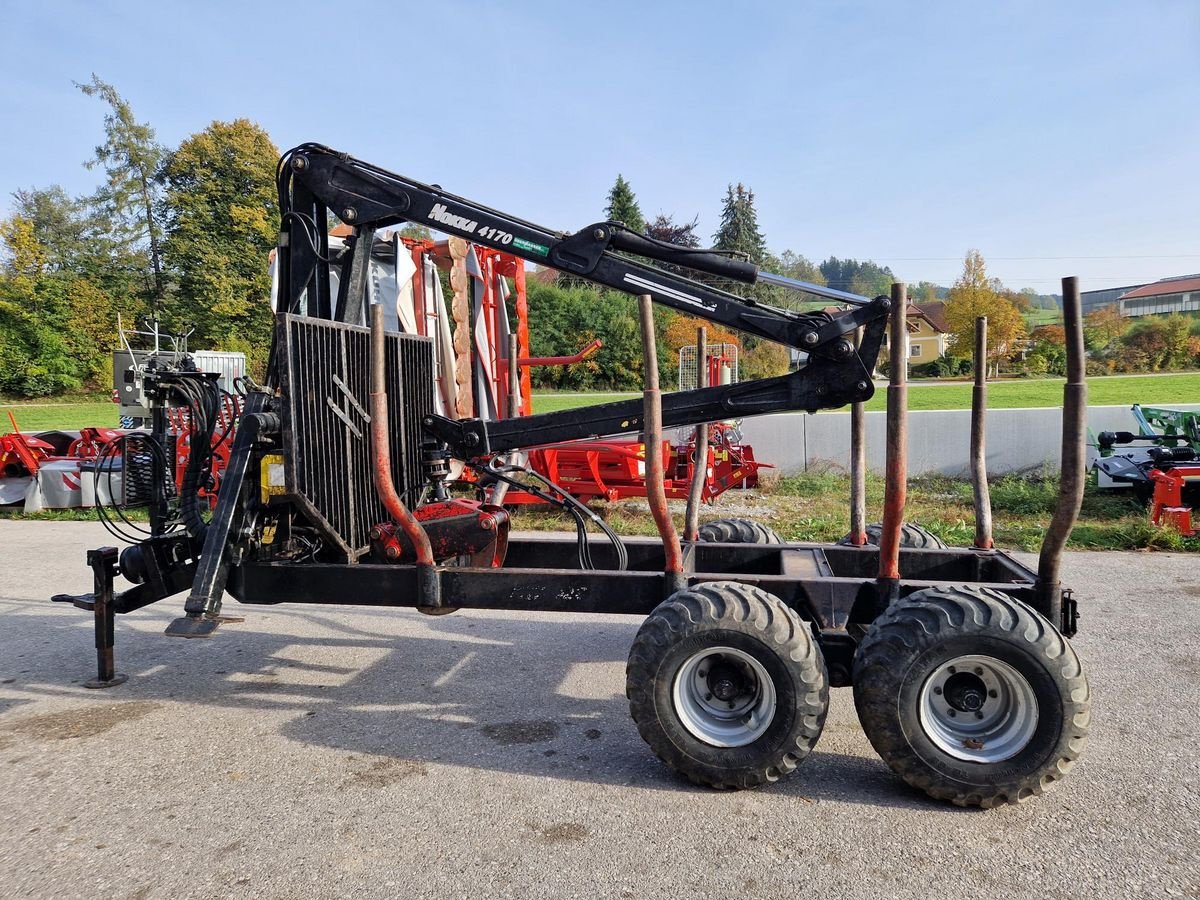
[0,520,1197,900]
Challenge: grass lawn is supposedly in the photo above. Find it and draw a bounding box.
[0,400,119,432]
[506,470,1199,553]
[4,371,1196,433]
[531,373,1200,415]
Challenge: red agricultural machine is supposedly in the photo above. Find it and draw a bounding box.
[53,144,1090,808]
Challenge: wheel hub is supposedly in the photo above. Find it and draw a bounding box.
[943,672,987,712]
[918,654,1039,763]
[672,646,777,748]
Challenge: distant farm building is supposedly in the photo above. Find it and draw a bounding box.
[1118,275,1200,318]
[1081,282,1146,315]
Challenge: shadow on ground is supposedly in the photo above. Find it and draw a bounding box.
[0,596,958,812]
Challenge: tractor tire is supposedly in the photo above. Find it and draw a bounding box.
[852,585,1090,808]
[697,518,783,545]
[626,581,829,789]
[838,522,948,549]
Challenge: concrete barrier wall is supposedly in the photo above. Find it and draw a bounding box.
[738,404,1200,476]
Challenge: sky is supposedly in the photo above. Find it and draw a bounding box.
[1,0,1197,295]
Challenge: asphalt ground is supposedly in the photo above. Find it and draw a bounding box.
[0,520,1197,899]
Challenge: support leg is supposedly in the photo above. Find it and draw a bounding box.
[85,547,127,689]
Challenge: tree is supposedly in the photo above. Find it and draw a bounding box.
[818,257,894,296]
[160,119,280,370]
[644,213,700,248]
[1084,304,1126,352]
[943,249,1026,375]
[713,183,766,264]
[77,75,167,303]
[911,281,942,304]
[604,175,645,233]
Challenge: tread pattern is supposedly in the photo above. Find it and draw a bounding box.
[626,581,827,790]
[853,585,1090,808]
[839,522,949,549]
[697,518,783,545]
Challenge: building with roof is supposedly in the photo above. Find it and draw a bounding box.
[1118,275,1200,318]
[881,302,949,363]
[1082,282,1146,315]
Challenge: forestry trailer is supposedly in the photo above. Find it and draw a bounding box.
[53,144,1090,807]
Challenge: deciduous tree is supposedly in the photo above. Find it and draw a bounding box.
[944,249,1026,374]
[160,119,280,370]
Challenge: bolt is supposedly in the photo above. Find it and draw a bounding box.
[803,331,819,346]
[879,298,891,310]
[698,669,707,678]
[384,545,400,559]
[933,686,943,695]
[424,417,434,426]
[704,693,712,701]
[342,207,357,222]
[948,666,956,674]
[989,689,998,698]
[369,526,382,541]
[465,433,480,446]
[481,518,494,530]
[948,710,957,718]
[291,156,308,171]
[856,380,870,392]
[975,712,984,719]
[728,701,736,709]
[974,666,983,675]
[593,228,607,240]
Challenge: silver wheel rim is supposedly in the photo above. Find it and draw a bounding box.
[918,654,1038,763]
[672,646,777,748]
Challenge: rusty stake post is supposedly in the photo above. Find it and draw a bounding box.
[683,326,709,542]
[370,303,440,607]
[971,316,994,549]
[848,327,868,545]
[638,295,685,587]
[1037,276,1087,630]
[877,284,908,588]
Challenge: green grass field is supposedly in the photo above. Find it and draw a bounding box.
[4,371,1198,432]
[531,372,1200,415]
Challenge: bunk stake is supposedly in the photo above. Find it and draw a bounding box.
[848,327,868,545]
[683,326,709,542]
[1037,276,1087,634]
[638,294,685,594]
[972,316,994,549]
[85,547,127,689]
[877,283,908,595]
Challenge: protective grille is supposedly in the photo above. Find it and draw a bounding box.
[279,314,434,560]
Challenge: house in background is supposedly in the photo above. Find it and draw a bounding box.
[1118,274,1200,317]
[879,302,949,364]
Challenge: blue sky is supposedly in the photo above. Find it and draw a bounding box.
[1,0,1196,293]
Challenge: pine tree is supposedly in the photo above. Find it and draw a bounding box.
[712,183,766,264]
[604,175,645,233]
[76,75,166,303]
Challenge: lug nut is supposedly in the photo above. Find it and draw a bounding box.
[975,667,983,675]
[934,687,943,695]
[948,666,956,674]
[975,712,984,719]
[948,710,957,718]
[989,689,998,698]
[704,693,712,701]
